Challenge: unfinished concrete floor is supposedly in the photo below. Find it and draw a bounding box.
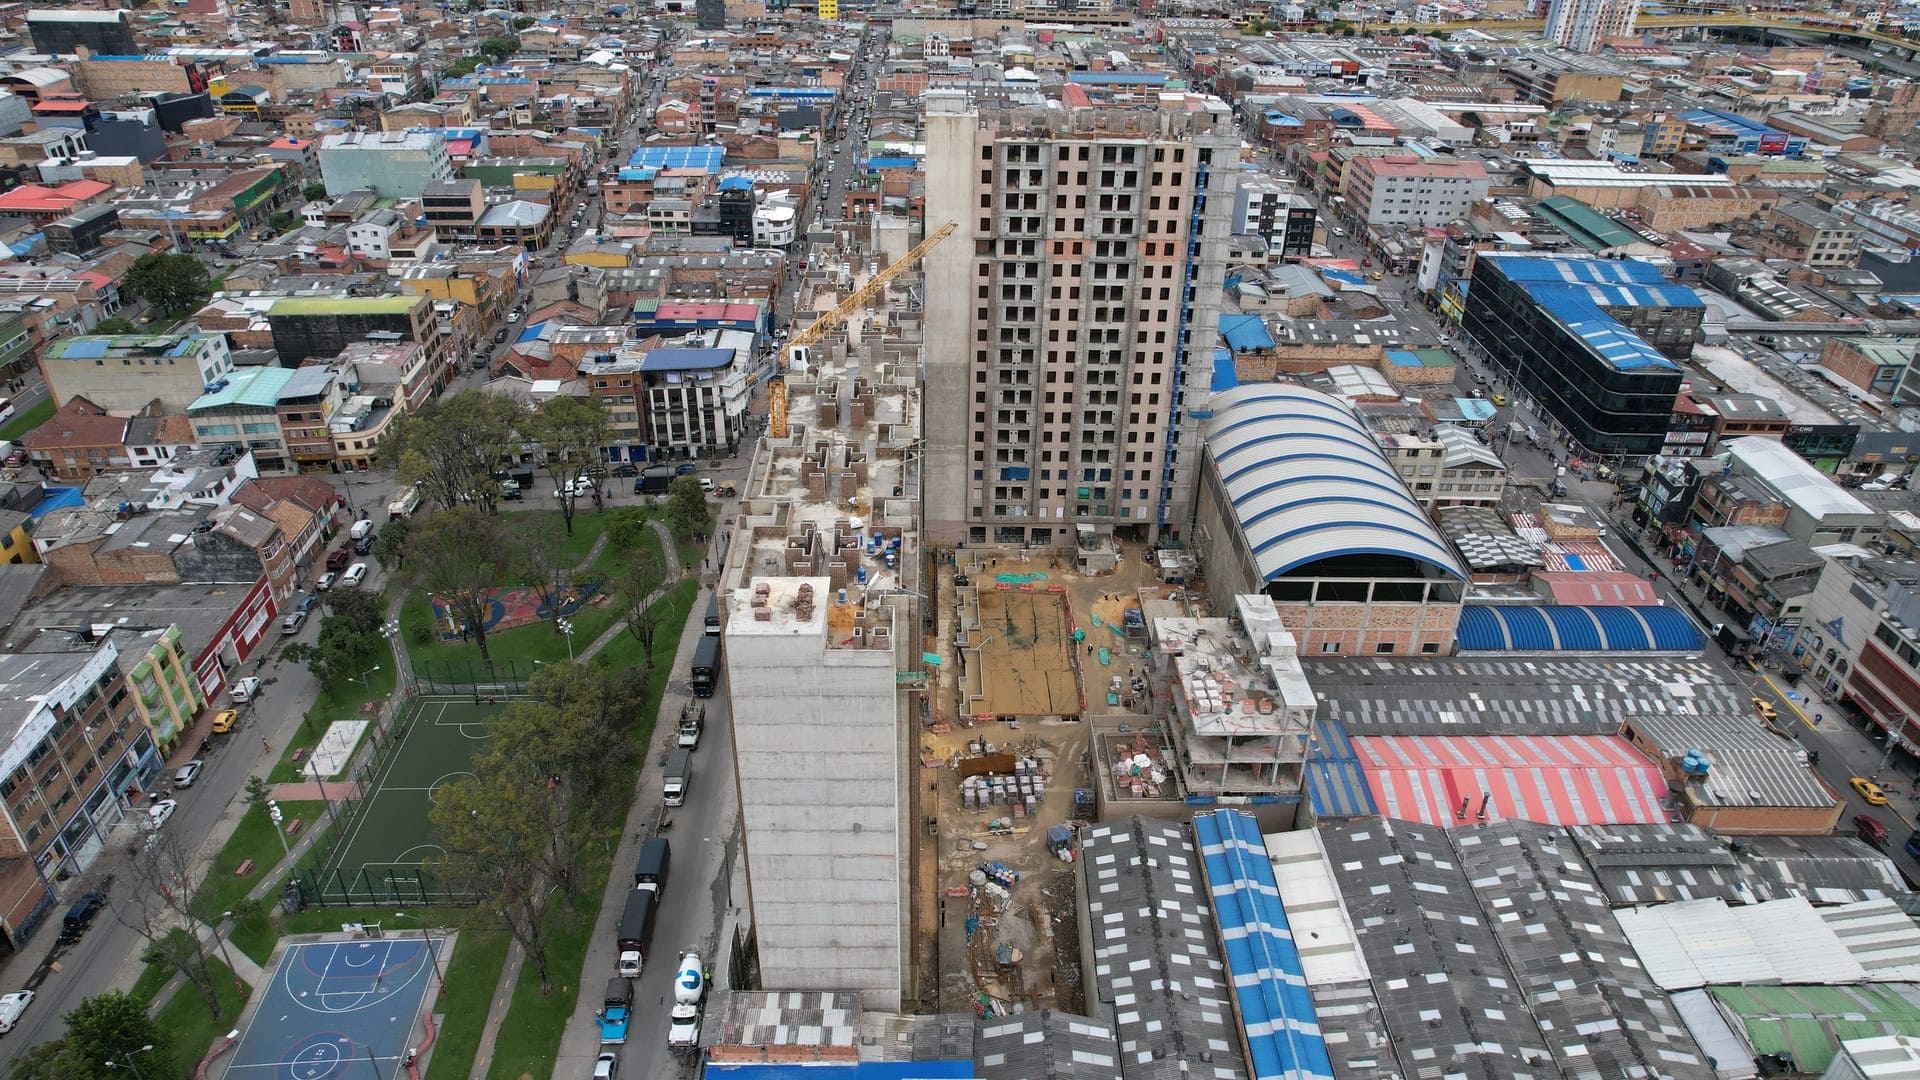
[912,541,1160,1016]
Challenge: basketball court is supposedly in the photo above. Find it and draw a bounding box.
[224,937,440,1080]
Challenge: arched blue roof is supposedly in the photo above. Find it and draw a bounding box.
[1205,385,1463,581]
[1457,605,1704,652]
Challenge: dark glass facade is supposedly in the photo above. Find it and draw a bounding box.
[1462,258,1690,457]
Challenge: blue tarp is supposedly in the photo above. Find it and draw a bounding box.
[1457,604,1703,652]
[1211,347,1239,392]
[29,487,83,520]
[1219,313,1275,352]
[1192,810,1335,1080]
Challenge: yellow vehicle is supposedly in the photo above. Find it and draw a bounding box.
[210,709,239,734]
[1750,696,1777,722]
[1852,777,1890,806]
[1490,393,1508,407]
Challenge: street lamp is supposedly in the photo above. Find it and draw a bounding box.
[556,618,575,662]
[105,1045,155,1080]
[391,912,445,990]
[349,665,382,688]
[213,911,246,991]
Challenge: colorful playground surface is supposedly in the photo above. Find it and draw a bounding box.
[428,581,602,639]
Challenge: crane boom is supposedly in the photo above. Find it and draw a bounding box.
[769,221,956,438]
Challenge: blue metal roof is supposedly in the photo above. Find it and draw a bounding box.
[1481,255,1700,373]
[1211,346,1239,392]
[625,145,724,172]
[744,87,838,98]
[1220,313,1276,352]
[867,156,916,169]
[1305,718,1375,819]
[1193,809,1335,1080]
[1456,604,1704,652]
[642,348,733,372]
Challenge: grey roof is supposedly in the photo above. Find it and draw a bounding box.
[1620,713,1834,809]
[1081,816,1247,1080]
[1570,822,1909,906]
[1697,524,1795,563]
[0,563,43,641]
[476,200,550,227]
[1318,817,1547,1078]
[1301,657,1748,737]
[975,1011,1122,1080]
[1306,981,1396,1080]
[1451,820,1717,1080]
[1742,540,1821,581]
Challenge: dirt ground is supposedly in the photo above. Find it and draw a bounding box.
[973,590,1080,718]
[912,540,1158,1016]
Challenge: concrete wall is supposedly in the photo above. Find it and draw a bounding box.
[725,581,904,1010]
[919,92,975,544]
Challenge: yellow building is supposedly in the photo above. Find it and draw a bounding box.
[0,510,36,565]
[562,241,632,269]
[124,626,207,754]
[820,0,838,16]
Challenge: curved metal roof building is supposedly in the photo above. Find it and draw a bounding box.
[1205,383,1465,582]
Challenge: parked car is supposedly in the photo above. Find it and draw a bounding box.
[494,329,510,344]
[1489,393,1508,407]
[674,462,697,475]
[210,709,239,734]
[592,1052,618,1080]
[281,610,308,636]
[297,594,321,615]
[173,760,204,788]
[507,311,522,323]
[316,571,337,592]
[0,990,34,1034]
[341,563,368,588]
[610,462,638,478]
[327,548,352,572]
[147,799,178,831]
[57,893,105,942]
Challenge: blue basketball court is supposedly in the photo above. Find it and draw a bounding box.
[226,938,439,1080]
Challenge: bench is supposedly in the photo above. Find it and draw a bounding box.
[286,818,305,837]
[291,748,310,764]
[233,859,254,877]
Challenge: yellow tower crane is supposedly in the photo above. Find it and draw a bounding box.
[769,221,957,438]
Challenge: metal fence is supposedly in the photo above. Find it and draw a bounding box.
[408,658,542,696]
[283,694,482,909]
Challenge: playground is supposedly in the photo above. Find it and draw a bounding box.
[301,697,500,905]
[428,582,603,639]
[224,936,440,1080]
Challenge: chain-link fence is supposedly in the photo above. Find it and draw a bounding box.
[408,658,542,696]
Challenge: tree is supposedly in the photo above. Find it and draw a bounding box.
[115,834,225,1021]
[122,252,212,315]
[324,587,384,634]
[510,14,536,29]
[665,475,710,540]
[406,508,511,665]
[243,774,273,815]
[528,395,611,537]
[620,543,668,667]
[379,391,526,513]
[446,55,481,78]
[7,1037,82,1080]
[302,181,328,201]
[282,614,381,688]
[430,758,565,990]
[92,316,137,335]
[64,992,171,1080]
[479,35,520,62]
[511,528,574,635]
[372,514,412,570]
[268,210,300,234]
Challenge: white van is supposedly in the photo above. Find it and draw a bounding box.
[0,990,33,1034]
[229,676,261,703]
[349,519,374,541]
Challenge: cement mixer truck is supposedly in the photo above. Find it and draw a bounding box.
[667,951,707,1056]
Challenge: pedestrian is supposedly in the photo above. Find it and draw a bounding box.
[262,735,271,752]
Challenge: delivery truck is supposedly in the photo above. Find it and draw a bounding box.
[663,748,690,807]
[614,889,657,979]
[690,635,719,698]
[386,486,421,517]
[596,977,633,1044]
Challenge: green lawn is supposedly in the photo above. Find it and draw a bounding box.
[484,585,683,1080]
[269,664,399,783]
[151,960,250,1080]
[0,398,52,442]
[500,508,607,567]
[194,800,326,927]
[590,578,697,676]
[423,929,510,1080]
[403,510,667,674]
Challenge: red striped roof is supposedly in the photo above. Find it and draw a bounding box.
[1353,735,1671,828]
[653,301,759,323]
[1534,570,1658,606]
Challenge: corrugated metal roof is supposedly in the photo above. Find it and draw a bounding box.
[1303,717,1374,820]
[1456,604,1703,652]
[1354,734,1671,828]
[189,365,294,412]
[1261,829,1368,986]
[1204,384,1464,583]
[1219,313,1275,352]
[1081,817,1248,1080]
[626,145,724,172]
[1617,897,1868,990]
[1480,254,1701,373]
[1451,820,1717,1079]
[1573,822,1907,907]
[1710,984,1920,1076]
[1669,990,1760,1080]
[1192,810,1332,1080]
[974,1011,1120,1080]
[1823,899,1920,981]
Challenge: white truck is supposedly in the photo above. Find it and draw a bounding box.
[677,704,702,749]
[386,486,421,517]
[667,952,705,1055]
[0,989,34,1034]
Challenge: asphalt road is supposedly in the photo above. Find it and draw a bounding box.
[550,606,739,1080]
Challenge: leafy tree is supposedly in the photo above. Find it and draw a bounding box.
[282,613,381,688]
[372,513,411,569]
[604,506,654,551]
[406,508,511,665]
[91,316,137,335]
[122,252,212,316]
[479,35,520,62]
[619,543,668,667]
[115,834,225,1021]
[323,587,384,634]
[243,774,273,815]
[665,475,710,540]
[446,55,481,78]
[430,753,565,990]
[379,391,526,513]
[64,992,170,1080]
[7,1036,82,1080]
[302,181,328,201]
[510,14,536,29]
[528,395,610,536]
[512,528,574,635]
[267,210,300,234]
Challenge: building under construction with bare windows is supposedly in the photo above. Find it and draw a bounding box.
[717,280,928,1011]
